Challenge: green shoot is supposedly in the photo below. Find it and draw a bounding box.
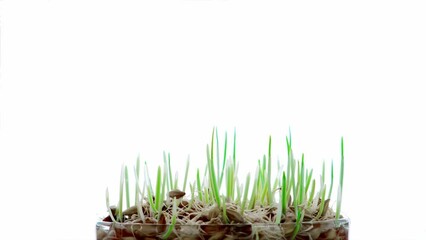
[135,155,140,205]
[316,184,327,219]
[267,136,272,205]
[189,183,195,209]
[235,179,242,205]
[133,166,146,223]
[204,185,210,204]
[167,153,173,192]
[232,128,236,170]
[161,197,178,239]
[291,210,304,240]
[335,137,345,220]
[321,160,325,189]
[275,171,287,224]
[105,188,116,222]
[305,168,313,195]
[146,179,155,215]
[173,172,178,190]
[144,162,154,202]
[161,164,168,216]
[207,143,220,206]
[182,156,190,192]
[117,164,125,222]
[307,179,316,207]
[196,168,203,201]
[216,127,220,184]
[248,167,259,209]
[222,196,229,224]
[226,159,235,201]
[207,128,221,207]
[124,166,130,209]
[281,171,287,217]
[298,154,305,205]
[328,160,334,200]
[241,173,251,214]
[286,135,292,192]
[219,131,228,188]
[154,166,162,213]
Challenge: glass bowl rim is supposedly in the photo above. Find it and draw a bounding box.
[96,216,350,226]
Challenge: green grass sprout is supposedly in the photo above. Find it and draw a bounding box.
[196,168,203,201]
[291,211,304,240]
[305,168,313,195]
[281,171,287,215]
[316,184,327,219]
[182,156,190,192]
[267,136,273,205]
[232,128,236,171]
[154,166,162,213]
[216,127,220,184]
[161,197,178,239]
[328,160,334,200]
[275,171,287,224]
[117,164,125,222]
[144,161,154,203]
[135,155,141,205]
[173,172,178,190]
[124,166,130,209]
[308,179,316,208]
[207,128,221,207]
[241,173,251,214]
[168,153,173,190]
[335,137,345,220]
[219,131,228,188]
[133,166,146,223]
[222,195,230,224]
[105,188,116,222]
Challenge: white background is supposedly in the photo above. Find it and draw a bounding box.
[1,0,425,239]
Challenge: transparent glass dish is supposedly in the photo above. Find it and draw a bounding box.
[96,217,349,239]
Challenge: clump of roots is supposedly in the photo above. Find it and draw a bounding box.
[98,190,348,240]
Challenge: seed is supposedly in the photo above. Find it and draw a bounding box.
[169,189,186,199]
[226,209,245,223]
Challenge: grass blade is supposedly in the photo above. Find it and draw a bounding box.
[182,156,190,192]
[135,155,141,205]
[335,137,345,220]
[219,131,228,188]
[196,168,203,201]
[117,164,125,222]
[281,171,287,216]
[144,162,154,202]
[307,179,316,208]
[162,197,178,239]
[241,173,251,214]
[133,166,146,223]
[207,143,221,207]
[267,135,272,205]
[216,127,220,184]
[316,183,327,219]
[168,153,174,189]
[105,188,116,222]
[328,160,334,200]
[232,128,236,169]
[155,166,162,213]
[305,168,313,195]
[222,196,229,224]
[124,166,130,209]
